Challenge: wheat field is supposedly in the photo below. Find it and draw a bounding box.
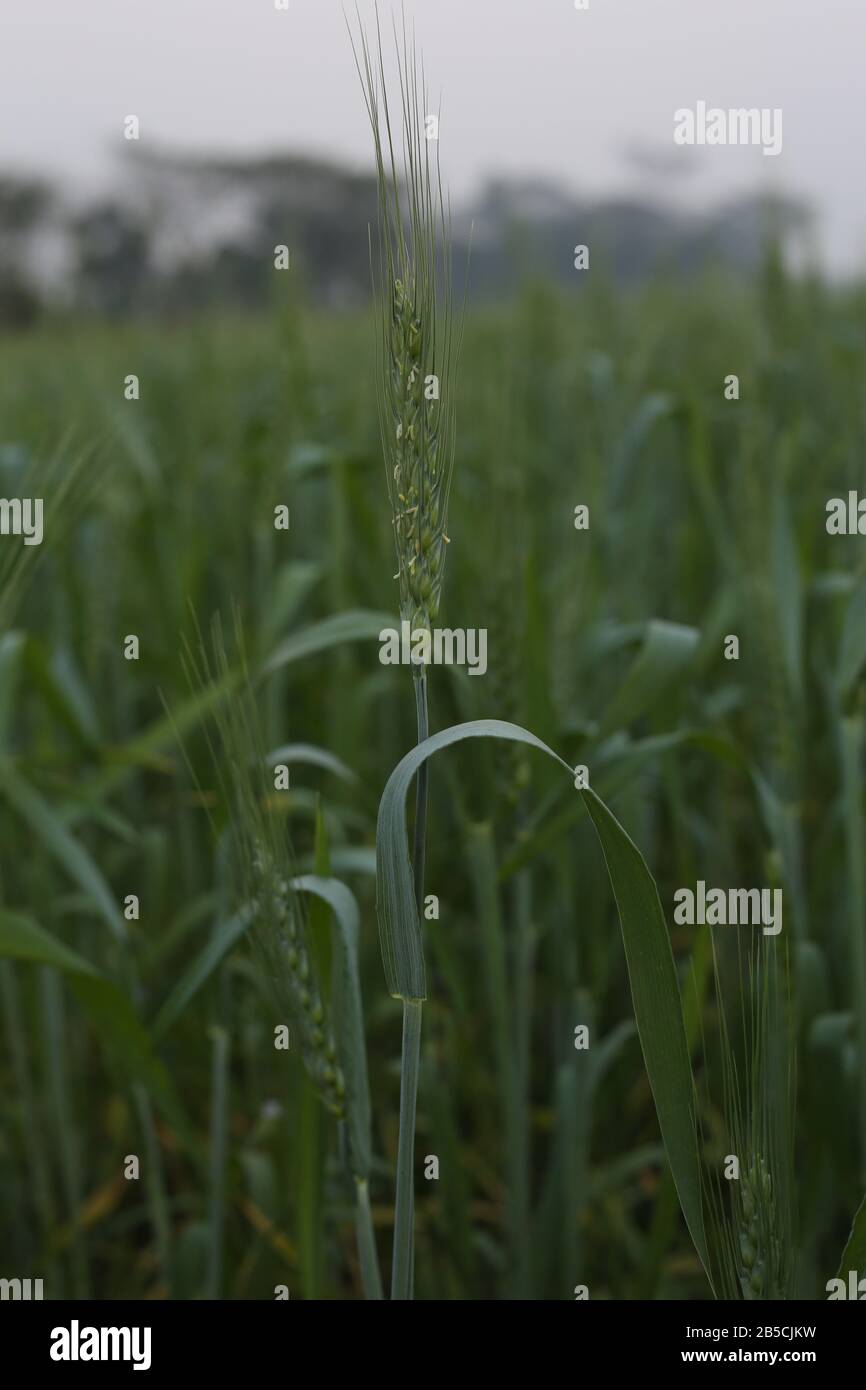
[1,252,864,1299]
[1,7,866,1303]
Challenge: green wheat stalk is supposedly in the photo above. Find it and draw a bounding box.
[350,5,462,1300]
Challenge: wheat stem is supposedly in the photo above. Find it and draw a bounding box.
[391,997,423,1300]
[206,1024,229,1298]
[411,665,429,911]
[354,1178,384,1300]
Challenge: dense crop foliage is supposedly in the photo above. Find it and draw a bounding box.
[1,258,865,1298]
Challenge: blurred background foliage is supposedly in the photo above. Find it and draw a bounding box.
[0,222,864,1298]
[0,149,810,324]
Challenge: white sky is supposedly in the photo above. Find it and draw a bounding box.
[2,0,864,270]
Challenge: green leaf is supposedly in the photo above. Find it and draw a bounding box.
[259,561,321,649]
[0,758,126,941]
[82,666,242,802]
[0,910,178,1115]
[152,906,254,1039]
[836,1191,866,1280]
[265,743,356,784]
[26,640,102,751]
[588,1019,637,1095]
[291,875,372,1179]
[84,610,392,801]
[600,620,700,736]
[377,720,565,1001]
[327,846,377,878]
[0,908,101,976]
[613,392,674,500]
[375,717,711,1283]
[580,786,710,1282]
[70,974,176,1105]
[498,728,743,883]
[262,609,395,676]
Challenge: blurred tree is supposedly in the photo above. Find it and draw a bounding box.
[0,174,53,327]
[69,202,151,317]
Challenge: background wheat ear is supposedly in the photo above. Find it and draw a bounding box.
[179,615,384,1298]
[183,616,346,1120]
[703,931,797,1299]
[350,5,460,637]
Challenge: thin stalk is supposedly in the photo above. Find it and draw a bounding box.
[41,968,88,1297]
[467,821,520,1291]
[1,962,57,1280]
[401,661,429,1299]
[554,1061,579,1291]
[392,996,423,1300]
[354,1177,384,1300]
[512,861,534,1295]
[296,1075,325,1298]
[411,665,429,910]
[564,987,593,1291]
[207,1025,230,1298]
[132,1084,172,1295]
[841,715,866,1185]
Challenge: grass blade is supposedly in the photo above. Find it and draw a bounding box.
[0,760,125,941]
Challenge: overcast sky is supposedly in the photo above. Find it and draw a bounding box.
[2,0,864,270]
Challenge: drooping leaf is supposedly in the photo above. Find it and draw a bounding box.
[375,718,711,1282]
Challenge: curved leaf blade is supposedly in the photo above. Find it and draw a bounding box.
[377,720,565,1001]
[375,717,711,1281]
[266,743,357,784]
[262,609,395,677]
